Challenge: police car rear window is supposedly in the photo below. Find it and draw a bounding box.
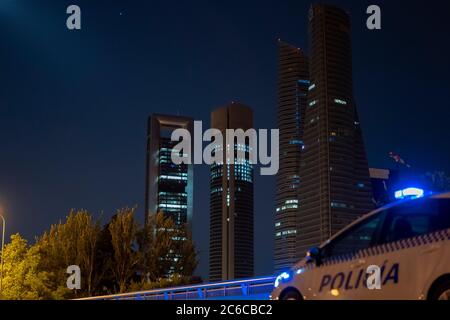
[379,198,450,244]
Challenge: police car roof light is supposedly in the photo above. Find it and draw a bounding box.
[394,187,425,200]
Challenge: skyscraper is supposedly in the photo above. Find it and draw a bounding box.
[297,4,373,256]
[274,40,309,272]
[210,102,254,282]
[145,114,194,228]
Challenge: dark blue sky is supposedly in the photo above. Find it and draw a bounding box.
[1,0,449,279]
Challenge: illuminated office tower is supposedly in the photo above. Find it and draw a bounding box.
[297,4,373,256]
[145,114,194,228]
[274,40,309,272]
[209,103,254,282]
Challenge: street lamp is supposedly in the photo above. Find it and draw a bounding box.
[0,209,5,293]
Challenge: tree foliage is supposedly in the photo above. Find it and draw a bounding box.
[108,207,140,293]
[0,207,198,300]
[1,234,53,300]
[132,211,198,291]
[36,209,101,297]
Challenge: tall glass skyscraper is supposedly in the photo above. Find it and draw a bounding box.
[209,103,254,282]
[145,114,194,228]
[297,4,373,257]
[274,40,309,272]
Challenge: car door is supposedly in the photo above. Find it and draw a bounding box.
[310,211,386,300]
[363,198,450,300]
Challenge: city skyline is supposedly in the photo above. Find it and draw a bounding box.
[1,0,450,280]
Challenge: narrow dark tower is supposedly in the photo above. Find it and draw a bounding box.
[209,103,254,282]
[297,4,373,256]
[274,41,309,272]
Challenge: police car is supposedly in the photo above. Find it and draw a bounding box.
[270,190,450,300]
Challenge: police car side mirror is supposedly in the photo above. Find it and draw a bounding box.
[306,247,322,266]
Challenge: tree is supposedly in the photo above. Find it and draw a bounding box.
[1,207,198,299]
[108,207,140,293]
[0,234,53,300]
[173,227,198,277]
[92,220,115,295]
[36,209,101,297]
[137,212,198,283]
[147,211,177,280]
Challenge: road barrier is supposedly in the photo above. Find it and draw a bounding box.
[77,276,276,300]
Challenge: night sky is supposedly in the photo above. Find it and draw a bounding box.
[1,0,449,279]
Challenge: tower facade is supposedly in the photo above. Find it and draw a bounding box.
[145,114,194,228]
[297,4,373,257]
[209,103,254,282]
[274,41,309,272]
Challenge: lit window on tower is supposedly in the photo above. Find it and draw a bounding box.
[334,99,348,105]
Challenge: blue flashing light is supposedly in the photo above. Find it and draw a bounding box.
[274,272,291,288]
[394,187,425,200]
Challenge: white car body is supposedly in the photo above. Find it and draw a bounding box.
[271,192,450,300]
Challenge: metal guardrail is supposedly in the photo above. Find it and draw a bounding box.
[77,276,276,301]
